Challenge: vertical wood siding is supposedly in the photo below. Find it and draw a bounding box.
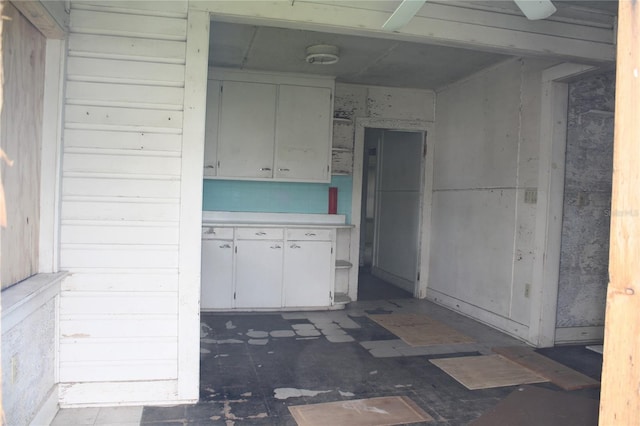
[58,0,188,404]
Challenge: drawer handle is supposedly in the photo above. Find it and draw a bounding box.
[304,232,317,236]
[270,244,281,249]
[255,231,267,236]
[219,243,231,249]
[205,165,215,169]
[279,168,290,172]
[290,244,301,249]
[205,229,216,234]
[259,167,272,171]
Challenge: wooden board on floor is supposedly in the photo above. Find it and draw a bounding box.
[288,396,433,426]
[469,385,599,426]
[430,355,548,390]
[368,314,474,346]
[492,346,600,390]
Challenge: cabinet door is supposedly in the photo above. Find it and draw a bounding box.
[201,239,234,309]
[217,81,276,178]
[275,85,332,182]
[284,241,332,307]
[235,240,283,308]
[203,79,221,177]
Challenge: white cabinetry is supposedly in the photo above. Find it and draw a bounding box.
[217,81,277,179]
[201,227,234,309]
[284,229,333,307]
[235,239,283,309]
[204,68,334,183]
[276,85,332,181]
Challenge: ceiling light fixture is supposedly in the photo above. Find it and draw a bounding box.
[305,44,340,65]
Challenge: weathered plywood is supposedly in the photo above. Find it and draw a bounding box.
[599,2,640,424]
[492,346,599,390]
[0,1,46,288]
[10,0,66,38]
[369,314,474,346]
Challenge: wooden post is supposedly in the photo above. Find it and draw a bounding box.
[600,1,640,424]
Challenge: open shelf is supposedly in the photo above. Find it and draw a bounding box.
[333,293,351,305]
[333,117,352,124]
[335,260,353,269]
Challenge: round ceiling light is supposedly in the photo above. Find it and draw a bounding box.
[305,44,340,65]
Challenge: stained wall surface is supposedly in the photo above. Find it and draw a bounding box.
[556,72,615,331]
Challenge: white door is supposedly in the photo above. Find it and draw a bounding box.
[217,81,276,178]
[201,239,234,309]
[373,130,424,292]
[284,241,332,307]
[275,85,331,181]
[235,240,283,308]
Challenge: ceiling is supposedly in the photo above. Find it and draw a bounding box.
[208,1,617,90]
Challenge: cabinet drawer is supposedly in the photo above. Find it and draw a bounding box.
[236,227,283,240]
[287,228,333,241]
[202,226,234,240]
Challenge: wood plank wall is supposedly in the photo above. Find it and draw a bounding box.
[0,1,46,289]
[58,0,189,404]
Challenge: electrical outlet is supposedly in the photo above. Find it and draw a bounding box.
[11,355,19,384]
[524,283,531,298]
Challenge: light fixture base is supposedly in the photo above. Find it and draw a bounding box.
[305,44,340,65]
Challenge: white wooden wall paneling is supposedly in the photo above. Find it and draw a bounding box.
[68,34,186,64]
[60,317,178,338]
[64,129,182,152]
[62,273,179,292]
[176,7,210,402]
[63,152,181,175]
[60,246,179,269]
[61,291,178,314]
[195,1,614,62]
[70,9,187,40]
[60,360,178,382]
[65,105,183,131]
[66,81,184,110]
[60,225,179,245]
[62,177,180,198]
[72,1,188,18]
[66,57,185,87]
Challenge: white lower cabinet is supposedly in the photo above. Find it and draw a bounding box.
[234,239,283,309]
[201,225,337,310]
[284,240,332,307]
[201,239,234,309]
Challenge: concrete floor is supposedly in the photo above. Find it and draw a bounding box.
[51,278,602,425]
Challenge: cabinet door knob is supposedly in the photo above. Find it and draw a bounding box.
[279,168,290,172]
[259,167,272,171]
[219,243,231,249]
[270,244,281,249]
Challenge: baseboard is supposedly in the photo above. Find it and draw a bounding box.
[555,326,604,344]
[371,267,414,294]
[426,288,531,343]
[30,385,59,426]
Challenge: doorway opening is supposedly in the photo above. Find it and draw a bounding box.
[357,128,425,301]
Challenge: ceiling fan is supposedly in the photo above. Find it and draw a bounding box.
[382,0,557,31]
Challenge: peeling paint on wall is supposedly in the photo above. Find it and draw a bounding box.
[556,71,615,328]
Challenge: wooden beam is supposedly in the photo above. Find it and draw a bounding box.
[193,0,615,63]
[10,0,65,39]
[599,1,640,424]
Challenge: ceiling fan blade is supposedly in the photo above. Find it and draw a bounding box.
[382,0,428,31]
[513,0,557,20]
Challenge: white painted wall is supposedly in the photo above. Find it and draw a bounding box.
[428,58,557,341]
[57,0,196,406]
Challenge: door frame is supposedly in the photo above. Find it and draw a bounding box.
[351,118,434,300]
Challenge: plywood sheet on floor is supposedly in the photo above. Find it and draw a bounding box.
[430,355,548,390]
[368,314,474,346]
[288,396,433,426]
[492,346,600,390]
[469,385,599,426]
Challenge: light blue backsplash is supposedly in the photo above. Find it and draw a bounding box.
[203,175,353,223]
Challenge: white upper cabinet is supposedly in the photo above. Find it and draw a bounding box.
[204,69,334,183]
[276,85,332,181]
[217,81,277,179]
